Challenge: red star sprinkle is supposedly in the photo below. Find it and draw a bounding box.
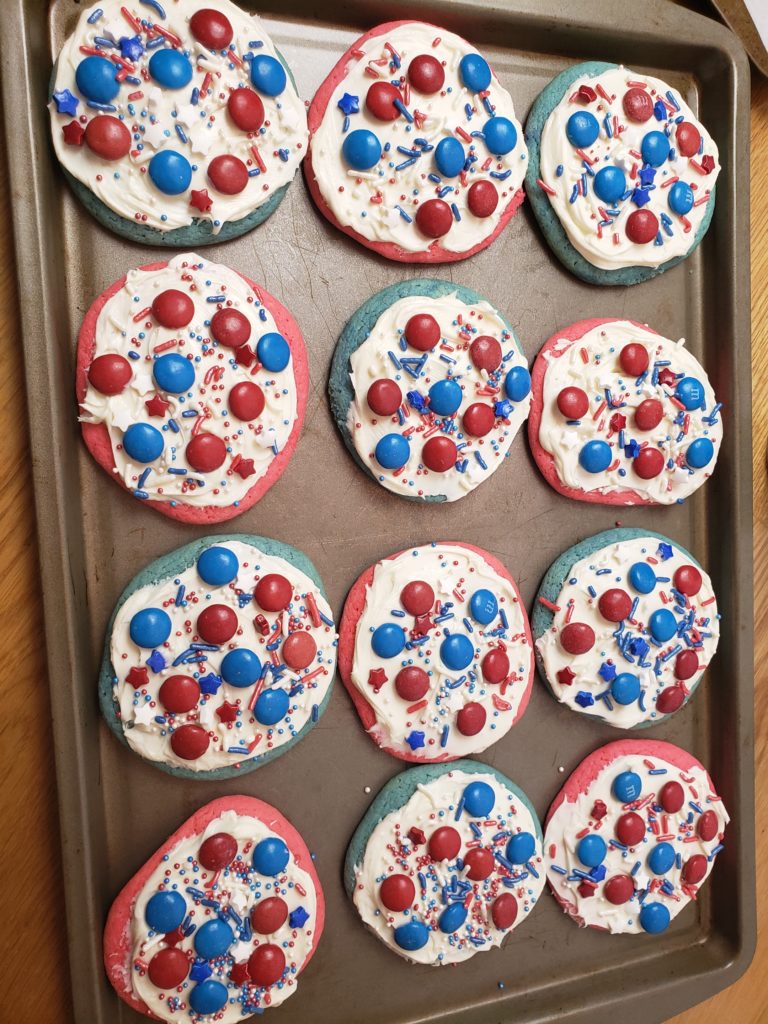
[234,458,255,479]
[235,344,256,367]
[62,120,85,145]
[163,926,186,946]
[412,613,433,637]
[578,84,597,104]
[368,668,387,693]
[408,826,426,847]
[556,667,576,686]
[591,799,608,820]
[701,154,715,174]
[658,368,677,387]
[609,412,627,432]
[216,700,239,723]
[190,188,213,213]
[145,393,171,417]
[577,881,597,899]
[229,962,250,985]
[253,613,270,636]
[126,666,149,687]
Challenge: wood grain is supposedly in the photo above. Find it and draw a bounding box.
[0,36,765,1024]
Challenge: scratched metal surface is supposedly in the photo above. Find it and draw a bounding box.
[1,0,755,1021]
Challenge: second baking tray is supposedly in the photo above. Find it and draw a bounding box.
[2,0,756,1021]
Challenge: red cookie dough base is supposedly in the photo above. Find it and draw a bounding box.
[528,317,661,506]
[545,739,717,927]
[103,796,325,1020]
[305,20,525,264]
[76,261,309,524]
[338,542,535,763]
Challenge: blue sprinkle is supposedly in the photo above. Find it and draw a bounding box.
[395,205,412,223]
[87,8,103,22]
[393,99,413,122]
[474,452,488,470]
[450,202,461,221]
[140,0,166,17]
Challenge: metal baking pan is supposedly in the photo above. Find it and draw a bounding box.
[2,0,754,1021]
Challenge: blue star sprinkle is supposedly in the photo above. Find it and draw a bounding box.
[120,35,145,61]
[494,399,513,419]
[598,662,617,682]
[199,673,223,695]
[406,390,428,413]
[653,100,667,121]
[406,730,426,750]
[638,165,657,187]
[624,438,641,458]
[190,960,212,982]
[628,637,650,658]
[337,92,360,115]
[657,542,674,561]
[146,650,166,673]
[575,691,595,708]
[289,906,310,929]
[53,89,79,116]
[631,187,652,208]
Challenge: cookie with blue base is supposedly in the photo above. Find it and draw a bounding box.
[344,759,545,964]
[531,527,720,729]
[99,534,337,779]
[328,278,531,503]
[49,0,307,245]
[524,62,719,285]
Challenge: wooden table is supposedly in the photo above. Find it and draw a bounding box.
[1,23,766,1024]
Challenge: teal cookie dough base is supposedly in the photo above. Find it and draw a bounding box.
[523,61,717,286]
[328,279,525,504]
[343,758,542,900]
[98,534,335,781]
[49,49,298,246]
[531,527,709,729]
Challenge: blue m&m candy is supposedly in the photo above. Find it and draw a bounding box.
[250,53,286,96]
[189,981,228,1015]
[220,648,261,687]
[469,588,497,625]
[130,607,171,648]
[256,332,290,372]
[148,150,192,195]
[611,672,640,705]
[613,770,642,803]
[640,901,670,934]
[197,546,238,585]
[123,422,164,463]
[439,902,468,933]
[629,562,656,594]
[146,890,186,932]
[483,116,517,155]
[648,841,676,875]
[148,48,193,89]
[394,919,430,951]
[566,111,599,148]
[459,53,491,93]
[254,687,289,725]
[372,622,406,658]
[428,378,463,416]
[253,836,289,876]
[434,137,465,178]
[641,130,671,167]
[504,365,531,402]
[342,129,381,170]
[579,439,612,473]
[669,180,694,215]
[577,833,606,867]
[593,165,626,203]
[649,608,677,642]
[506,831,535,864]
[675,376,705,410]
[686,437,714,469]
[194,919,234,959]
[375,433,410,469]
[153,353,195,394]
[75,56,120,104]
[440,633,474,671]
[462,780,495,817]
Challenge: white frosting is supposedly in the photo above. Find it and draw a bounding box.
[50,0,307,232]
[353,770,544,964]
[80,253,298,509]
[111,541,337,770]
[310,23,527,253]
[347,292,530,501]
[536,536,719,728]
[130,810,318,1020]
[350,544,531,758]
[537,321,722,504]
[545,752,728,933]
[538,66,720,269]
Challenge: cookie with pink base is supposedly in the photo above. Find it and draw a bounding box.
[306,21,527,262]
[544,740,728,935]
[528,317,722,505]
[338,542,533,762]
[103,796,324,1021]
[77,253,308,523]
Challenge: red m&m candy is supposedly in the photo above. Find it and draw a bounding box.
[619,343,649,377]
[88,353,132,395]
[408,54,444,94]
[462,403,495,437]
[491,893,518,929]
[251,896,288,934]
[673,565,702,596]
[560,622,595,654]
[197,604,238,644]
[400,580,434,616]
[674,649,698,680]
[153,289,195,329]
[208,154,249,195]
[248,944,285,987]
[229,381,265,421]
[626,209,659,244]
[190,8,234,49]
[557,386,589,419]
[682,854,707,885]
[635,399,664,431]
[615,811,645,846]
[676,121,701,158]
[84,115,131,160]
[148,947,189,989]
[428,826,461,861]
[415,198,453,238]
[380,874,415,911]
[404,313,440,351]
[464,847,495,881]
[159,674,200,714]
[211,308,251,348]
[622,88,654,123]
[467,179,498,218]
[697,810,718,841]
[282,630,317,670]
[227,88,265,132]
[395,666,430,701]
[633,447,665,479]
[255,573,292,611]
[367,378,402,416]
[186,432,227,472]
[199,832,238,870]
[422,435,457,471]
[481,647,509,683]
[603,874,634,905]
[365,81,401,121]
[656,685,685,714]
[659,780,685,813]
[469,335,502,372]
[598,588,632,623]
[170,723,210,760]
[456,701,486,736]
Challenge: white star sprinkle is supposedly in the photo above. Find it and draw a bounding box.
[133,701,156,727]
[190,125,216,156]
[176,103,202,129]
[142,121,169,149]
